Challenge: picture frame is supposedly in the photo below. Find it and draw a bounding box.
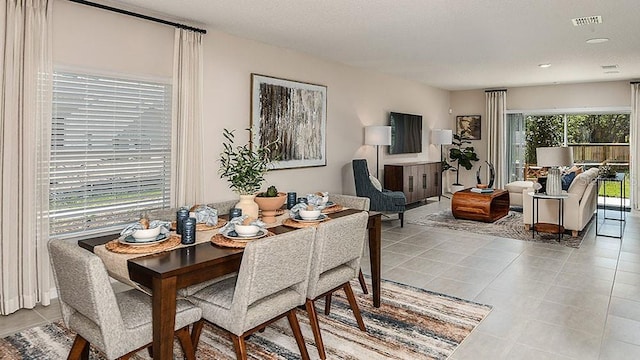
[251,74,327,169]
[456,115,481,140]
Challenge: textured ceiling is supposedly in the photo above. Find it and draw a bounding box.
[107,0,640,90]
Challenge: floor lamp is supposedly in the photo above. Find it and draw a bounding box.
[432,129,453,200]
[365,125,392,179]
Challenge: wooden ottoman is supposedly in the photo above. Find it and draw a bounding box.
[451,189,510,222]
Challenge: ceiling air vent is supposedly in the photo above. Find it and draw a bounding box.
[601,65,618,70]
[572,16,602,26]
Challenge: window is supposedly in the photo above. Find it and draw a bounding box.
[50,71,172,238]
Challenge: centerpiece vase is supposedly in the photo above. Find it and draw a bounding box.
[254,192,286,224]
[235,194,259,219]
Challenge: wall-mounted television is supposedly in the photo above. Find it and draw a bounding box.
[389,112,422,154]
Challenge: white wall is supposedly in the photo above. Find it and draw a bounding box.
[52,0,451,203]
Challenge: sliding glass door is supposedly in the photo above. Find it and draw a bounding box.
[506,113,525,181]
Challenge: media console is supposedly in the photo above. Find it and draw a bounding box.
[384,162,442,204]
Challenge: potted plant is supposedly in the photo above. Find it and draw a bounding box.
[254,185,287,223]
[219,128,276,218]
[443,134,480,192]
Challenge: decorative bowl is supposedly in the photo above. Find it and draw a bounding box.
[234,224,260,237]
[131,227,161,241]
[299,209,321,220]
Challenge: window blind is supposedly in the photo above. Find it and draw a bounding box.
[50,71,172,238]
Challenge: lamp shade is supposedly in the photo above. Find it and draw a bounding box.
[431,129,453,145]
[364,126,392,146]
[536,147,574,167]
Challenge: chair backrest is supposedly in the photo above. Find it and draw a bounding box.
[231,227,315,322]
[352,159,380,197]
[48,240,125,350]
[206,199,238,215]
[329,194,370,211]
[307,212,369,298]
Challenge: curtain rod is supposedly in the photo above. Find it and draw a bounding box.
[67,0,207,34]
[485,89,507,93]
[631,81,640,84]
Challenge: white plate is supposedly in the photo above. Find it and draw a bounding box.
[119,234,168,247]
[222,229,268,242]
[317,201,335,209]
[292,214,329,223]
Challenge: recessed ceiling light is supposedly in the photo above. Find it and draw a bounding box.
[538,63,551,68]
[605,71,620,74]
[586,38,609,44]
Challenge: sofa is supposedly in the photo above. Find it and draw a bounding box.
[505,180,534,207]
[522,167,599,237]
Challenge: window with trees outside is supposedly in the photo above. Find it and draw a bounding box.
[508,113,630,199]
[49,71,172,239]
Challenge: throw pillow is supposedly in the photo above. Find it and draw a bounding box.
[369,175,383,191]
[561,172,577,191]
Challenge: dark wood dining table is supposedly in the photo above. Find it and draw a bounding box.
[78,208,382,360]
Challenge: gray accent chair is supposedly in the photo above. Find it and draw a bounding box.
[352,159,406,227]
[304,211,369,360]
[189,227,316,360]
[48,239,202,360]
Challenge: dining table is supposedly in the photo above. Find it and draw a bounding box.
[78,208,382,360]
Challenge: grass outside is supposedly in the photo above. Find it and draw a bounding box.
[598,177,629,198]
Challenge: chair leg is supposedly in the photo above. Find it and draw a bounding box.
[176,326,197,360]
[231,334,248,360]
[191,319,205,352]
[67,335,90,360]
[343,282,366,332]
[288,308,311,360]
[147,346,153,358]
[358,269,369,294]
[305,299,326,360]
[324,294,332,315]
[399,212,404,227]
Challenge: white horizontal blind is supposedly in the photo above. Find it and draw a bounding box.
[50,71,172,238]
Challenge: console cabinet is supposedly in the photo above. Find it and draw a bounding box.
[384,162,442,203]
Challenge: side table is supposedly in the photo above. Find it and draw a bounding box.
[529,192,569,241]
[596,173,626,238]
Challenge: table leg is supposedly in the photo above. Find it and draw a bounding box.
[152,276,177,360]
[368,213,382,308]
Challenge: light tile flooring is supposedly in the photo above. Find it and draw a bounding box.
[2,199,640,359]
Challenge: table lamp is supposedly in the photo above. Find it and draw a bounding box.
[536,147,573,195]
[365,125,392,178]
[432,129,453,199]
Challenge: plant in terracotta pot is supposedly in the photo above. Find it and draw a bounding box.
[254,185,286,223]
[443,134,480,192]
[219,128,276,219]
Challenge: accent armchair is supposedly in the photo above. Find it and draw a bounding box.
[352,159,406,227]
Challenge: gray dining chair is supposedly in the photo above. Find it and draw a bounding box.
[304,211,369,360]
[328,193,370,294]
[188,227,316,360]
[48,239,202,360]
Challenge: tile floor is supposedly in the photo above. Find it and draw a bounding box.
[2,199,640,359]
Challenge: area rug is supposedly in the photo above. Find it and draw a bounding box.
[0,279,491,360]
[407,209,588,248]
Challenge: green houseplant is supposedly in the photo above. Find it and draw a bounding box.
[443,134,480,189]
[219,128,276,218]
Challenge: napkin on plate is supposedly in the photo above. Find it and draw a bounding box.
[218,215,266,234]
[191,205,218,226]
[306,192,329,206]
[289,203,321,218]
[120,220,171,237]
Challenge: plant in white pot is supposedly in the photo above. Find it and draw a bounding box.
[443,134,480,193]
[219,128,277,219]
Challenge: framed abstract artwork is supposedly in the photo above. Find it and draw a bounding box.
[251,74,327,169]
[456,115,481,140]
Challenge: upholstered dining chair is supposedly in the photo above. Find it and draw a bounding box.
[188,227,316,360]
[304,211,369,360]
[48,239,202,360]
[352,158,406,227]
[328,193,370,294]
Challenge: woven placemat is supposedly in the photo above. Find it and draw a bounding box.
[105,235,182,254]
[211,231,275,248]
[282,217,330,229]
[171,219,227,232]
[321,204,344,214]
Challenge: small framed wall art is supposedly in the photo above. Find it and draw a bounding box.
[456,115,481,140]
[251,74,327,169]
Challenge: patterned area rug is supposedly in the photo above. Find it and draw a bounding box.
[407,209,587,248]
[0,279,491,360]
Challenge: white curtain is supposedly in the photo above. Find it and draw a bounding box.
[1,0,52,315]
[486,90,507,189]
[631,83,640,212]
[171,28,204,207]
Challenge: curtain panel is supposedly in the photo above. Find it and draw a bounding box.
[171,28,204,207]
[486,90,507,189]
[1,0,52,315]
[631,83,640,212]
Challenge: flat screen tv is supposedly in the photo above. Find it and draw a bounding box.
[389,112,422,154]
